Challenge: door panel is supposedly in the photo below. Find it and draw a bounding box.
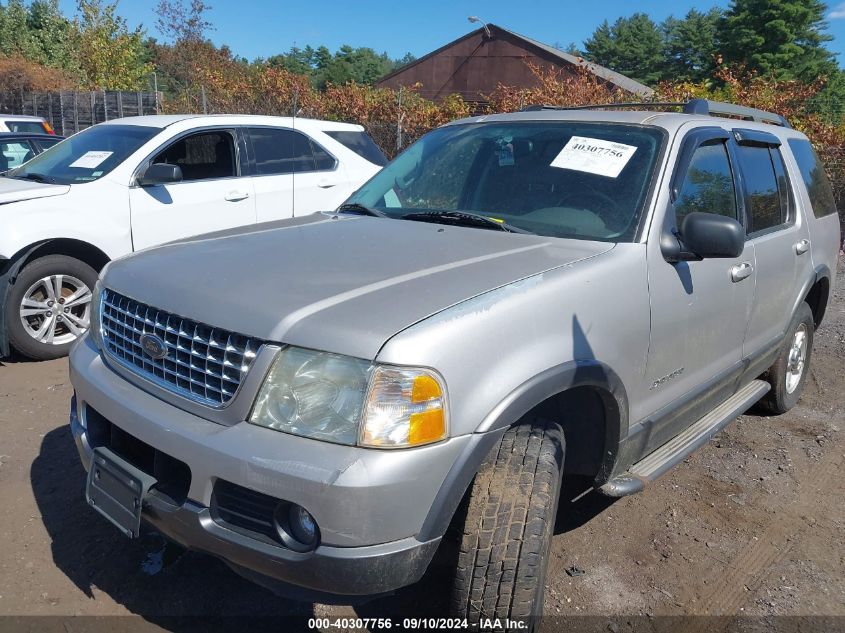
[129,129,256,250]
[641,135,755,452]
[247,126,354,221]
[129,179,256,250]
[738,142,813,356]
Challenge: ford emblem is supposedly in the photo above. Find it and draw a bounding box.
[139,333,168,360]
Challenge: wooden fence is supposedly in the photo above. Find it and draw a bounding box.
[0,90,161,136]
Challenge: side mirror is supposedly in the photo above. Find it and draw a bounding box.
[679,212,744,259]
[138,163,182,186]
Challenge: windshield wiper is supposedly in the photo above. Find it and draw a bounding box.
[402,210,533,234]
[9,172,54,184]
[335,202,388,218]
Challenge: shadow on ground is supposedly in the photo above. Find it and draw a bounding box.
[31,427,616,629]
[31,426,320,630]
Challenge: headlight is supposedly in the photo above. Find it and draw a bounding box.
[249,347,448,449]
[250,347,371,445]
[89,280,103,349]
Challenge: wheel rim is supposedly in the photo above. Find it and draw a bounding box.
[18,274,92,346]
[785,324,808,395]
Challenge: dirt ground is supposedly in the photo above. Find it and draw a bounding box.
[0,261,843,632]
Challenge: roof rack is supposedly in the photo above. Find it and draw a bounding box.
[521,98,791,128]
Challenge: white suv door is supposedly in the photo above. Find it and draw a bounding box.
[246,126,351,222]
[129,128,256,250]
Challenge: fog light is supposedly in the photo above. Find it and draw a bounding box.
[290,505,317,544]
[273,502,319,552]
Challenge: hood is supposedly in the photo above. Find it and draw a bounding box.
[0,177,70,204]
[104,214,614,359]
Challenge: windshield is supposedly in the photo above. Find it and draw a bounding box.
[346,121,665,241]
[5,124,159,185]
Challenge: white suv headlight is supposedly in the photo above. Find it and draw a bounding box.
[249,347,448,448]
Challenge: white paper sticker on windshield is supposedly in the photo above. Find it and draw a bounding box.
[69,151,113,169]
[550,136,637,178]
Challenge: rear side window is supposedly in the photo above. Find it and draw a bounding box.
[3,120,47,134]
[788,139,837,218]
[153,131,236,181]
[675,141,737,226]
[34,137,62,151]
[0,141,35,169]
[325,130,387,166]
[249,128,337,175]
[736,145,789,235]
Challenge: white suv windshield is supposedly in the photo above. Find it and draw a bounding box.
[346,121,665,241]
[5,124,159,185]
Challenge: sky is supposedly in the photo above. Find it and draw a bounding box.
[59,0,845,65]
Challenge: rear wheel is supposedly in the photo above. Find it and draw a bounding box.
[7,255,97,360]
[758,301,814,415]
[449,419,564,631]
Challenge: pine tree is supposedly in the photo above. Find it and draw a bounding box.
[662,8,721,83]
[583,13,665,86]
[717,0,838,81]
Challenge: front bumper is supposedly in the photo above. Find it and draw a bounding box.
[69,335,472,597]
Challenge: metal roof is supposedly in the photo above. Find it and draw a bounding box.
[378,24,655,98]
[495,26,654,98]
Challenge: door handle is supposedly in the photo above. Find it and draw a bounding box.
[224,191,250,202]
[317,179,337,189]
[795,239,810,255]
[730,261,753,282]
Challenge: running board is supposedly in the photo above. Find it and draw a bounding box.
[599,379,770,497]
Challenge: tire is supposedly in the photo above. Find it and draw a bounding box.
[758,301,814,415]
[449,419,564,630]
[6,255,98,360]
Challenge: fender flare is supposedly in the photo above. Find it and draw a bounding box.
[416,360,629,541]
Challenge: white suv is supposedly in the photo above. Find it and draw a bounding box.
[0,114,385,360]
[0,114,55,135]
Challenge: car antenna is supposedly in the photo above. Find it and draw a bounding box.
[291,89,298,215]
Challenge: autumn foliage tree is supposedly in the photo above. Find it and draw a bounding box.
[73,0,152,90]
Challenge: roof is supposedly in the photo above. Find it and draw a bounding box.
[377,24,654,98]
[444,108,808,141]
[0,114,47,122]
[495,26,654,97]
[0,132,64,140]
[98,114,364,131]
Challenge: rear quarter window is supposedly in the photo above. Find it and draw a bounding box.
[787,139,838,219]
[3,121,47,134]
[325,130,387,166]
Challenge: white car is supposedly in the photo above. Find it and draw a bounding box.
[0,114,386,360]
[0,114,56,135]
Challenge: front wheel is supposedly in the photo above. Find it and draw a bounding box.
[6,255,98,360]
[758,301,814,415]
[449,419,564,630]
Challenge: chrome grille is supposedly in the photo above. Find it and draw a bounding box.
[100,289,261,407]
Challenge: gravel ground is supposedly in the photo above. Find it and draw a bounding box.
[0,260,842,632]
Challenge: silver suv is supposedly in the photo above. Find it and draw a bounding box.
[68,100,839,626]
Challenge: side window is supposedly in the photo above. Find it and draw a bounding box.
[787,139,838,218]
[675,141,737,226]
[0,141,35,169]
[249,128,336,175]
[35,138,62,152]
[736,145,788,235]
[153,131,236,181]
[311,141,336,171]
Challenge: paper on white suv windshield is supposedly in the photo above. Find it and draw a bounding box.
[69,151,113,169]
[550,136,637,178]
